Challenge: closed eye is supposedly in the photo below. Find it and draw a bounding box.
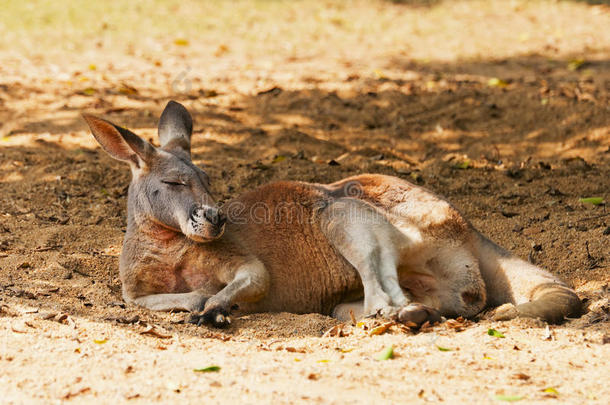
[162,180,187,186]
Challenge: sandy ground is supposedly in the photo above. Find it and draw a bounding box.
[1,0,609,403]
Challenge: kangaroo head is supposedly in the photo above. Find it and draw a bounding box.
[83,101,226,242]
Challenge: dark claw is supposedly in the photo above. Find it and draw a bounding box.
[188,306,231,328]
[397,303,442,327]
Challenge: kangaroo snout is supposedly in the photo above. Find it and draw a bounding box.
[186,205,226,242]
[203,207,226,228]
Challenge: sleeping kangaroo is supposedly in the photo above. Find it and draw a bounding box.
[82,101,582,328]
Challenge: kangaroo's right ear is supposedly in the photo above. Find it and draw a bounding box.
[82,114,157,169]
[158,100,193,158]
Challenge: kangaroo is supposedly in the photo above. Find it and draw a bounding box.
[82,101,582,328]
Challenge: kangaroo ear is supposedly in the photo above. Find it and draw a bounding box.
[82,114,156,168]
[158,100,193,158]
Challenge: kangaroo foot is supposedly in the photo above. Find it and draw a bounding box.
[484,303,520,322]
[188,306,232,328]
[396,303,441,327]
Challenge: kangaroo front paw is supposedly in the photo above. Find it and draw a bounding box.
[397,303,442,327]
[188,306,232,328]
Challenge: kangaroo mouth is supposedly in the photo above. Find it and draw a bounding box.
[184,222,225,242]
[182,205,227,242]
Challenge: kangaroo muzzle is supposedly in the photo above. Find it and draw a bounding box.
[185,204,226,242]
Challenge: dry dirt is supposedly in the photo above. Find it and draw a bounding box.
[1,1,609,403]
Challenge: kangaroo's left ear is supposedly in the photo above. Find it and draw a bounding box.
[83,114,157,169]
[158,100,193,158]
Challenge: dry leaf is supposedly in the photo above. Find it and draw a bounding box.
[349,309,357,326]
[542,387,559,397]
[174,38,189,46]
[323,324,347,337]
[54,313,77,328]
[488,78,508,87]
[369,322,392,336]
[214,44,229,56]
[445,316,471,331]
[118,83,138,95]
[419,321,433,332]
[140,324,172,339]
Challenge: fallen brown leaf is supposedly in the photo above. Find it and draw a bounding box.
[369,322,393,336]
[323,324,347,338]
[349,309,357,326]
[512,373,531,381]
[140,324,172,339]
[445,316,472,332]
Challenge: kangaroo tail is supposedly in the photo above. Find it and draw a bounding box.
[513,283,582,324]
[476,234,582,324]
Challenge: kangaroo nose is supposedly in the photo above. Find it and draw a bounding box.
[204,207,226,227]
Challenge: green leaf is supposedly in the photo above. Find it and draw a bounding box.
[82,87,96,96]
[194,366,220,373]
[454,159,470,169]
[487,328,505,338]
[494,394,523,402]
[436,345,452,352]
[376,345,394,361]
[579,197,603,205]
[567,59,585,71]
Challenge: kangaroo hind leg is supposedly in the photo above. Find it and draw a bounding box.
[320,198,407,318]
